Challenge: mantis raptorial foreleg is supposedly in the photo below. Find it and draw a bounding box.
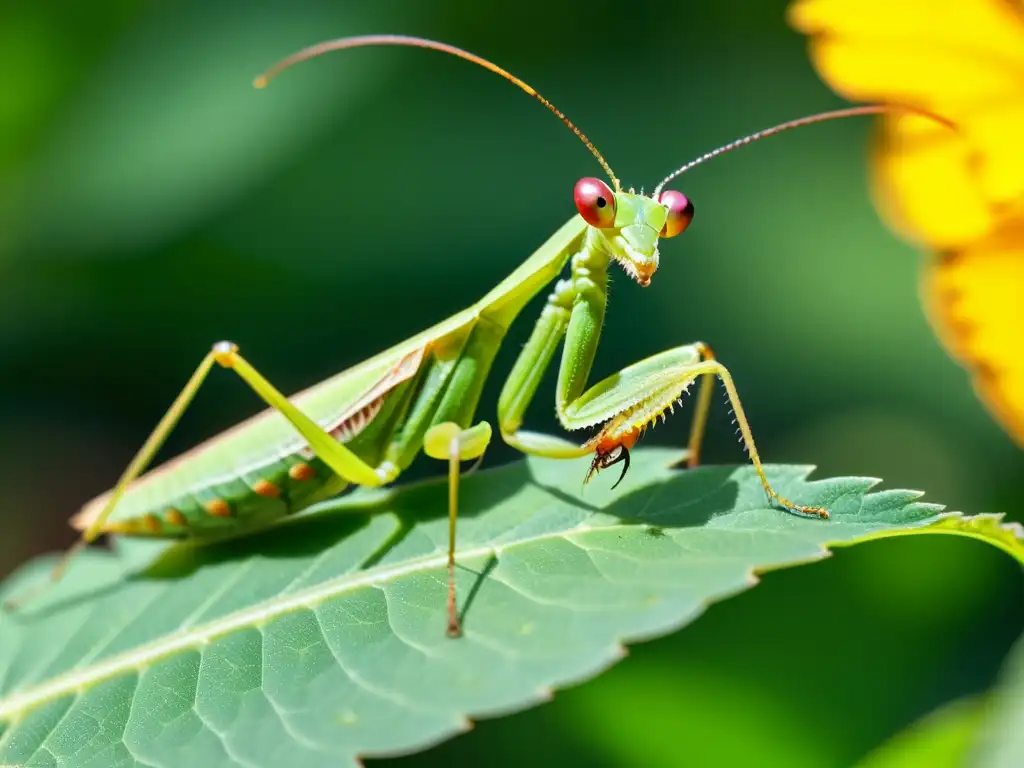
[584,349,827,517]
[497,278,602,459]
[498,278,828,517]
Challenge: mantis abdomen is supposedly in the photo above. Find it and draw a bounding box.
[71,384,403,537]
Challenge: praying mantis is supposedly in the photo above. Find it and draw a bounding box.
[7,35,900,637]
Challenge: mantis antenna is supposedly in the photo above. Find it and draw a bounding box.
[654,104,959,195]
[254,34,621,192]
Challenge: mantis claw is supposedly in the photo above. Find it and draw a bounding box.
[585,443,631,489]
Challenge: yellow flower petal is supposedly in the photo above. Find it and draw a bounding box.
[968,99,1024,203]
[923,225,1024,445]
[802,39,1022,104]
[788,0,1024,63]
[871,114,993,249]
[789,0,1024,444]
[789,0,1024,206]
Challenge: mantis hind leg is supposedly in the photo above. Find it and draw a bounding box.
[3,349,220,611]
[3,341,388,612]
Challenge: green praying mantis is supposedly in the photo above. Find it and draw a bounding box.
[7,35,900,637]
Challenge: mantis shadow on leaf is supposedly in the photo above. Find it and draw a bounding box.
[528,462,744,530]
[133,459,543,581]
[7,457,746,626]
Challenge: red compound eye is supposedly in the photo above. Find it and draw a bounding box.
[658,189,694,238]
[574,177,617,228]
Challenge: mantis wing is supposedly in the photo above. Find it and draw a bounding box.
[73,215,588,529]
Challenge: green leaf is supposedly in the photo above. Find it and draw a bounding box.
[851,631,1024,768]
[0,449,1020,766]
[972,632,1024,767]
[854,697,988,768]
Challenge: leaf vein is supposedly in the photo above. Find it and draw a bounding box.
[310,608,426,714]
[76,587,170,669]
[178,561,258,631]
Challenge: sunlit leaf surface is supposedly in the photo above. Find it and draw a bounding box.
[0,449,1020,766]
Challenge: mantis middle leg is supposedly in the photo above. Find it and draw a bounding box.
[365,317,503,637]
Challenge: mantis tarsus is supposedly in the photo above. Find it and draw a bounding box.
[8,35,904,637]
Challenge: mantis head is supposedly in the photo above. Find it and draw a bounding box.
[573,178,694,287]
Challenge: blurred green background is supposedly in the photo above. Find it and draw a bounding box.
[1,0,1021,765]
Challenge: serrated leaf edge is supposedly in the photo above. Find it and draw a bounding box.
[1,471,1021,755]
[833,511,1024,563]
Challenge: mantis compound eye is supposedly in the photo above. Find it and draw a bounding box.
[574,177,617,228]
[657,189,694,238]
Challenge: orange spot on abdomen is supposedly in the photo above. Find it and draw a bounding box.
[204,498,232,517]
[289,462,316,481]
[252,479,281,498]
